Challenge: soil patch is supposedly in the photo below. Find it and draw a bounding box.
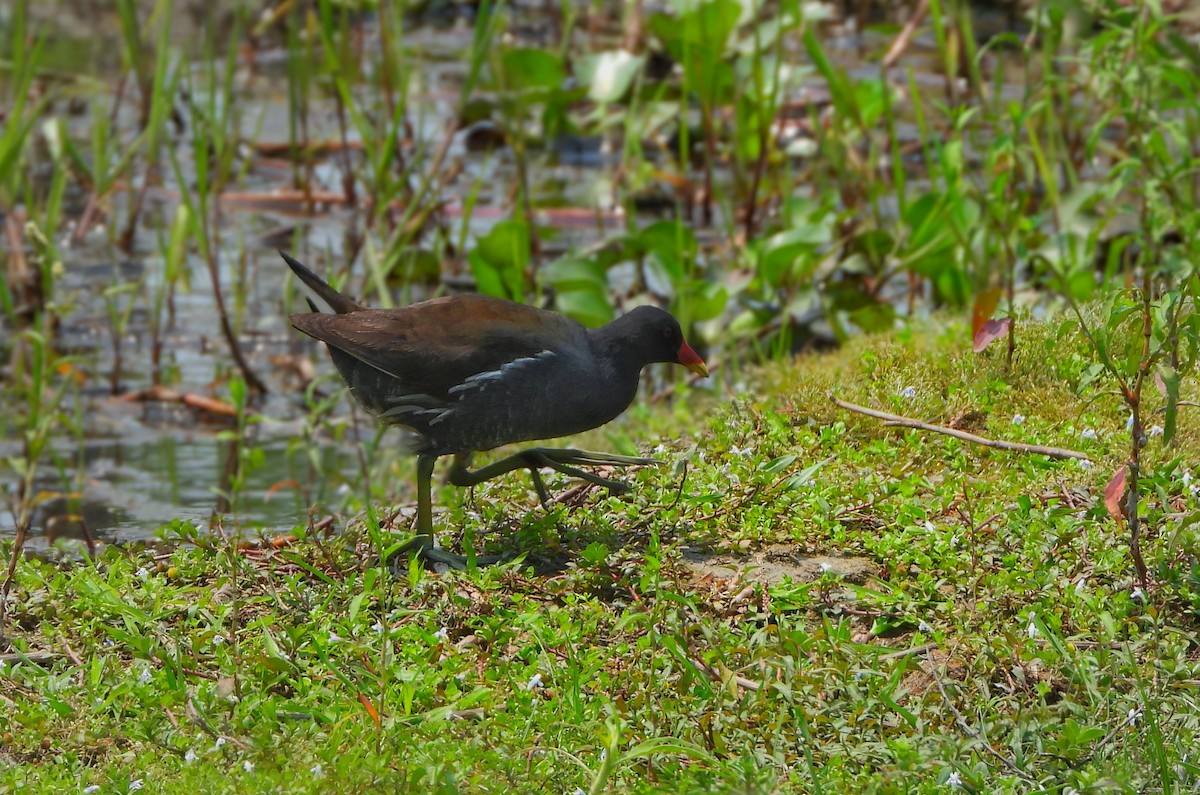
[682,543,875,585]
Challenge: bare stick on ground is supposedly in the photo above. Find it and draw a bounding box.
[829,395,1090,461]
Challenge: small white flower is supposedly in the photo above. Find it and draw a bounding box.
[371,622,384,633]
[130,780,145,792]
[1148,425,1164,437]
[83,787,101,794]
[525,673,544,690]
[214,737,228,749]
[243,761,254,772]
[900,386,917,399]
[1080,428,1098,440]
[924,520,935,533]
[1027,622,1039,639]
[1078,459,1094,470]
[328,632,344,644]
[1075,580,1087,595]
[1012,414,1026,426]
[433,627,450,641]
[730,445,753,457]
[1183,470,1194,488]
[138,668,152,684]
[1128,707,1143,723]
[1127,414,1135,430]
[573,788,587,795]
[950,534,960,548]
[1131,587,1145,603]
[185,748,198,763]
[136,566,150,579]
[919,621,933,633]
[947,770,962,788]
[599,748,607,762]
[212,635,226,646]
[818,562,832,573]
[311,763,325,778]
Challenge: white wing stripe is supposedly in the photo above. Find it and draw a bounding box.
[448,349,556,395]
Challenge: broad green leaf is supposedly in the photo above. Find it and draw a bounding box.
[850,302,896,334]
[469,220,529,300]
[501,48,564,92]
[540,257,609,292]
[649,0,741,104]
[679,280,727,322]
[581,541,609,564]
[758,227,827,287]
[638,220,697,262]
[555,288,615,327]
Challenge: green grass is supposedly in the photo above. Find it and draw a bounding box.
[3,312,1198,794]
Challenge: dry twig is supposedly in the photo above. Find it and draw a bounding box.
[830,395,1090,461]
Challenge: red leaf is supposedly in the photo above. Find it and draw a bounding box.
[1155,370,1167,397]
[972,287,1002,338]
[264,479,301,502]
[973,317,1012,353]
[1104,466,1128,521]
[358,693,382,728]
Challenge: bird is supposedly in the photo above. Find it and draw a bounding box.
[282,251,709,567]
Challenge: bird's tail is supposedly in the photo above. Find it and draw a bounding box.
[280,251,365,315]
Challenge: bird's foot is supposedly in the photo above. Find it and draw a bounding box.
[525,448,660,499]
[448,447,662,508]
[533,449,661,469]
[389,534,507,572]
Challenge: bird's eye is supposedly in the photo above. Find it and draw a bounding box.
[662,324,674,339]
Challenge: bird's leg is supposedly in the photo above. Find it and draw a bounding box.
[394,454,471,570]
[416,453,436,539]
[447,448,660,506]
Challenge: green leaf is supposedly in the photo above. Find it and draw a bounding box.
[849,302,896,334]
[759,454,797,476]
[388,249,442,283]
[783,460,825,489]
[638,221,697,287]
[581,542,610,564]
[758,227,827,287]
[679,280,727,322]
[540,256,609,292]
[650,0,742,106]
[853,78,890,128]
[469,220,529,300]
[555,288,615,327]
[1157,364,1180,445]
[638,220,697,262]
[501,48,564,92]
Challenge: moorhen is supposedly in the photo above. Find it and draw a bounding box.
[282,251,708,566]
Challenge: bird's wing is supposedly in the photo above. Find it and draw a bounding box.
[289,294,583,399]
